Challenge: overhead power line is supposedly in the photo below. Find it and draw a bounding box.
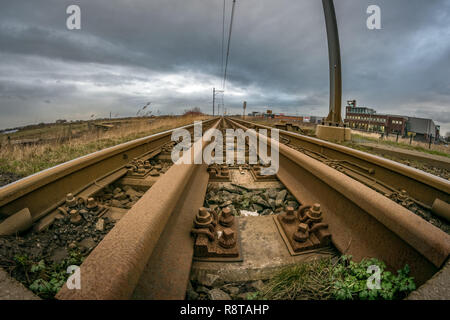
[221,0,226,76]
[222,0,237,90]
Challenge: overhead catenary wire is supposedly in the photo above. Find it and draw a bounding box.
[222,0,237,91]
[221,0,226,76]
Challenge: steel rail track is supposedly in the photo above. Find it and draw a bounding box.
[2,117,449,300]
[58,116,449,298]
[230,118,450,211]
[56,118,222,299]
[226,117,450,285]
[0,118,217,223]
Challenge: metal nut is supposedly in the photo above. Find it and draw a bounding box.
[219,207,234,227]
[219,228,236,249]
[65,193,77,208]
[86,197,98,210]
[293,223,309,243]
[282,206,296,224]
[194,207,213,228]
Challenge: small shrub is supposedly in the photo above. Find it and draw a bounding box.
[260,255,416,300]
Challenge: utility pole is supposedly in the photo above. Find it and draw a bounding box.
[243,101,247,119]
[213,87,224,117]
[213,88,215,116]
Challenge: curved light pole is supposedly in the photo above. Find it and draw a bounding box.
[322,0,343,126]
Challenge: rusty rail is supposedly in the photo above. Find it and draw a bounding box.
[230,118,449,208]
[2,116,449,299]
[227,118,450,285]
[0,119,217,222]
[56,119,221,299]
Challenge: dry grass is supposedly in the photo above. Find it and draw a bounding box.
[0,115,209,177]
[351,131,449,157]
[260,258,338,300]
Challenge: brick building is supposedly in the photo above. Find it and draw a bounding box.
[344,100,407,136]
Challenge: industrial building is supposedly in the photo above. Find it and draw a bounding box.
[344,100,440,141]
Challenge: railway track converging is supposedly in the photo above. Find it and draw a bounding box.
[0,117,449,300]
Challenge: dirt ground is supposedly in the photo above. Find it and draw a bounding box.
[0,172,23,187]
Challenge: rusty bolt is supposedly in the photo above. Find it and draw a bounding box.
[69,209,82,225]
[77,197,87,207]
[221,164,229,174]
[137,163,146,174]
[306,203,323,223]
[293,223,309,243]
[144,160,151,169]
[398,189,408,201]
[194,207,213,228]
[86,197,98,210]
[219,207,234,227]
[65,193,77,208]
[297,223,308,233]
[282,206,296,224]
[310,204,321,217]
[219,228,236,249]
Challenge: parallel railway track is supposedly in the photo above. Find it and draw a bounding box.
[0,117,449,300]
[230,118,450,232]
[230,118,449,208]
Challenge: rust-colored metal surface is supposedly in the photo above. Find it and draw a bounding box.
[227,118,450,285]
[250,164,278,181]
[0,119,216,222]
[275,205,331,254]
[132,163,210,300]
[4,116,449,299]
[207,164,231,181]
[56,119,221,300]
[231,118,450,208]
[191,207,242,262]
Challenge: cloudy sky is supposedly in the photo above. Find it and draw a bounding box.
[0,0,449,133]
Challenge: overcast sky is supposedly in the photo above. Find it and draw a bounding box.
[0,0,449,133]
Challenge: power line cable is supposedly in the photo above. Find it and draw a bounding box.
[222,0,237,90]
[221,0,226,76]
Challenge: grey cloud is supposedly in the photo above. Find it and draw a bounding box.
[0,0,449,133]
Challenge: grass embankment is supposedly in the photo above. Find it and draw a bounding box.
[350,133,449,158]
[0,115,209,178]
[249,255,416,300]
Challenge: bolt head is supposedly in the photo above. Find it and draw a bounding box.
[223,228,234,240]
[199,207,209,217]
[298,223,308,233]
[222,207,231,216]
